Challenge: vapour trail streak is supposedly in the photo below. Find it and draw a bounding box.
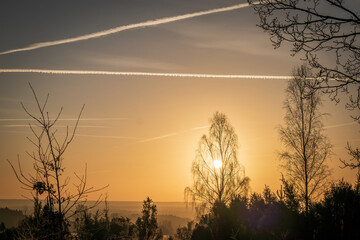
[0,69,292,79]
[190,125,210,130]
[0,3,256,55]
[0,124,108,128]
[139,125,210,143]
[139,133,178,143]
[0,118,127,121]
[324,122,357,129]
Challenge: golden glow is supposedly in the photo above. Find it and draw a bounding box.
[214,159,222,169]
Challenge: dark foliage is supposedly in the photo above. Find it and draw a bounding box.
[74,204,136,240]
[0,222,17,240]
[187,181,360,240]
[190,224,212,240]
[311,180,360,240]
[16,198,70,240]
[189,186,305,240]
[176,221,193,240]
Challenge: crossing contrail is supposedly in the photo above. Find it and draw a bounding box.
[0,68,292,79]
[0,2,257,56]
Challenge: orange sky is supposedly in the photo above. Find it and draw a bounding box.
[0,0,359,201]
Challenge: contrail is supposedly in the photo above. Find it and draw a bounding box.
[0,2,256,55]
[190,125,210,130]
[139,133,177,143]
[76,133,141,140]
[324,122,357,129]
[139,125,212,143]
[0,118,127,121]
[0,69,292,79]
[0,124,108,128]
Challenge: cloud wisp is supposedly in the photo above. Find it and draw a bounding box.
[0,69,292,80]
[0,3,256,56]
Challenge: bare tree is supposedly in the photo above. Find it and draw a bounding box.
[248,0,360,120]
[279,65,332,214]
[185,112,249,207]
[7,83,107,239]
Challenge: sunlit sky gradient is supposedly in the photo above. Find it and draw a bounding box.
[0,0,359,201]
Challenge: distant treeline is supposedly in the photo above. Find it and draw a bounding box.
[1,180,359,239]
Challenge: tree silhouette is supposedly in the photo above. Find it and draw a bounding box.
[7,83,106,239]
[136,197,162,240]
[278,65,331,214]
[249,0,360,120]
[185,112,249,207]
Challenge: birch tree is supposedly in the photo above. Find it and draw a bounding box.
[279,65,332,214]
[185,112,249,207]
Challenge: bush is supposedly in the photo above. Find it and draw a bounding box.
[311,180,360,240]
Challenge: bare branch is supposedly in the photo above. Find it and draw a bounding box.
[249,0,360,119]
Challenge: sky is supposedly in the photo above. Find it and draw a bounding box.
[0,0,359,202]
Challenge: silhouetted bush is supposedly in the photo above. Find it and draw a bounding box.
[189,186,307,240]
[190,223,212,240]
[311,180,360,240]
[16,198,70,240]
[109,217,137,239]
[176,221,193,240]
[186,180,360,240]
[74,204,136,240]
[0,222,17,240]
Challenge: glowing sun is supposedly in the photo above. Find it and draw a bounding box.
[214,159,222,169]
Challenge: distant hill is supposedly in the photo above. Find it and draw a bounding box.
[0,199,195,219]
[0,207,24,228]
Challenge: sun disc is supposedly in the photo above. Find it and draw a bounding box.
[214,159,222,169]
